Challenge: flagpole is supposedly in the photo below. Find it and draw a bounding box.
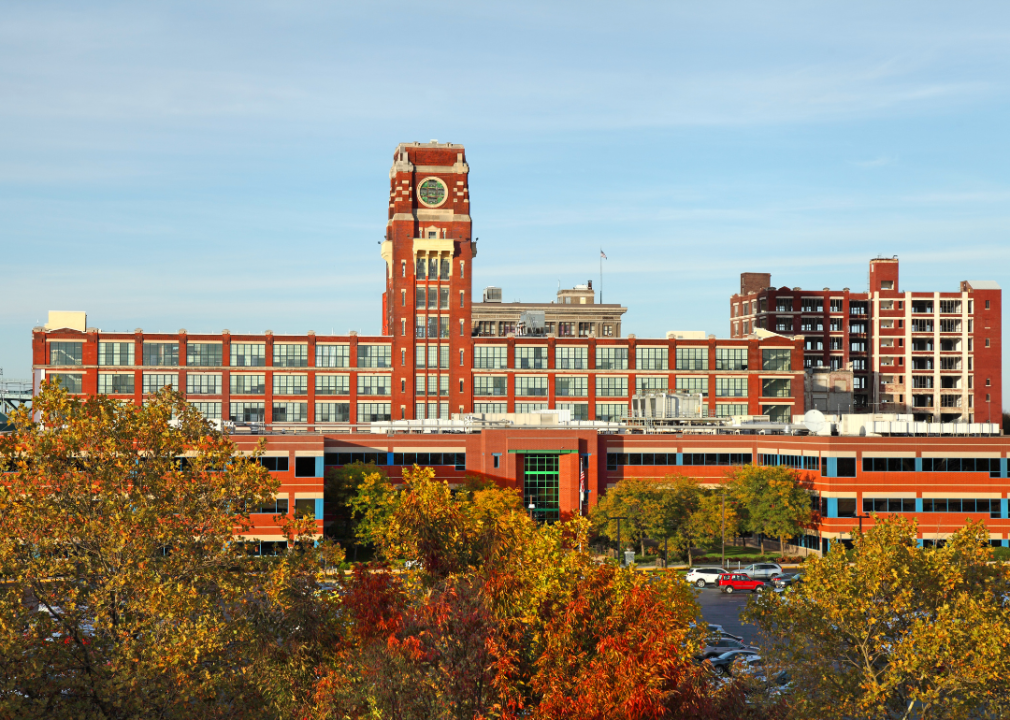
[600,251,603,304]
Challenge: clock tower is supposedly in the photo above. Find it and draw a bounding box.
[380,142,475,420]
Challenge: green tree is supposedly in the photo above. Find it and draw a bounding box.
[348,467,400,548]
[589,478,664,556]
[324,461,385,544]
[647,475,705,567]
[729,464,813,555]
[687,489,741,558]
[0,381,341,719]
[744,515,1010,720]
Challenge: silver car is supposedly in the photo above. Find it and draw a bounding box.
[740,563,783,581]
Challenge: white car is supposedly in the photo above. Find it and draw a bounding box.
[685,566,729,588]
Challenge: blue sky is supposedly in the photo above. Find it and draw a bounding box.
[3,2,1010,404]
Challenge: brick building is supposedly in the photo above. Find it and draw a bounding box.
[730,258,1002,422]
[27,142,1009,551]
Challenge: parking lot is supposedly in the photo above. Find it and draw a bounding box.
[694,584,759,645]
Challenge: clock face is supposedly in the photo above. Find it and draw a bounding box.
[417,177,447,207]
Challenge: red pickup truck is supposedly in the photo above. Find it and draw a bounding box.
[718,573,769,594]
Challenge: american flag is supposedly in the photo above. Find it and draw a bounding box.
[600,249,607,259]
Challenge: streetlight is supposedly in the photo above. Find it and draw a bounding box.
[855,512,871,535]
[528,502,536,522]
[721,487,727,569]
[606,515,627,565]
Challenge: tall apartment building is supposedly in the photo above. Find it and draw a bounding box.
[34,141,806,428]
[730,258,1002,422]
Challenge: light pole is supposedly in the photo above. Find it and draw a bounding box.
[607,515,627,565]
[528,502,536,522]
[721,487,727,569]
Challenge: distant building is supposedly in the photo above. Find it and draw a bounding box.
[730,258,1002,423]
[471,281,628,338]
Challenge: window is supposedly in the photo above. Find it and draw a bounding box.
[516,402,548,413]
[940,300,961,313]
[459,349,464,367]
[440,287,449,309]
[986,300,991,310]
[459,319,464,337]
[273,402,308,423]
[143,343,178,366]
[596,376,628,397]
[460,291,465,308]
[142,373,179,393]
[556,403,589,420]
[428,287,437,309]
[681,452,753,465]
[273,374,308,395]
[187,343,222,367]
[715,404,748,417]
[596,346,628,370]
[316,374,350,395]
[416,288,426,309]
[474,376,507,396]
[316,345,350,368]
[98,342,134,366]
[836,458,857,477]
[230,402,265,422]
[273,344,308,368]
[922,458,1001,473]
[416,375,426,395]
[191,402,221,420]
[516,376,549,397]
[556,376,588,397]
[231,343,266,367]
[516,346,548,369]
[760,349,790,371]
[493,453,501,469]
[357,403,391,422]
[716,377,747,397]
[440,375,449,396]
[675,347,707,371]
[637,347,668,370]
[358,345,392,368]
[440,259,450,280]
[636,376,669,393]
[428,375,438,396]
[556,347,588,369]
[98,373,134,394]
[257,457,287,472]
[439,345,449,369]
[315,402,350,422]
[762,378,790,397]
[186,373,221,395]
[716,348,747,370]
[475,345,508,369]
[675,376,708,396]
[830,299,843,313]
[49,373,83,392]
[357,375,391,396]
[416,258,426,278]
[401,261,406,278]
[230,374,265,394]
[49,342,83,366]
[596,403,628,422]
[474,403,507,413]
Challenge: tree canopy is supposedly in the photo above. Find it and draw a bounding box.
[0,382,341,719]
[745,514,1010,720]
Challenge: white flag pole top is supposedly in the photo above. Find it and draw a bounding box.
[600,250,606,304]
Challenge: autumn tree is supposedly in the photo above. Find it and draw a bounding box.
[0,382,341,720]
[312,466,727,720]
[744,514,1010,720]
[729,464,813,555]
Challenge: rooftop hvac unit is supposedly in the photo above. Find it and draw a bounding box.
[483,287,502,303]
[630,392,705,419]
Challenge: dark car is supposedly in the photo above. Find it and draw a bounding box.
[773,572,804,589]
[699,637,758,659]
[708,649,761,676]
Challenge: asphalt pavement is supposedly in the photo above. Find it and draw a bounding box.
[694,585,760,645]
